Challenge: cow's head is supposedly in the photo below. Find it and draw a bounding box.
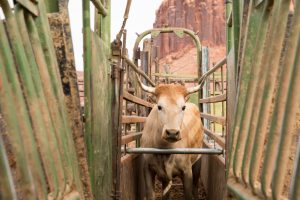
[140,83,200,143]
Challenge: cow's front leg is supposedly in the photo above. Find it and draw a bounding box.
[144,164,155,200]
[183,168,193,200]
[192,158,201,198]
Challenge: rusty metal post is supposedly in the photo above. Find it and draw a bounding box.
[212,70,216,133]
[154,46,160,84]
[221,65,225,137]
[111,39,124,200]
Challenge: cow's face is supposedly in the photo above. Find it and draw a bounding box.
[155,85,188,143]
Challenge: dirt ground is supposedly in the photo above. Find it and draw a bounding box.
[154,177,207,200]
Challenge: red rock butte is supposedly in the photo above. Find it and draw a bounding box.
[153,0,226,59]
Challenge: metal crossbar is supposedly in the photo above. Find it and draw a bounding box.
[122,147,223,154]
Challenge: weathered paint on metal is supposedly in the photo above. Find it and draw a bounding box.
[0,0,85,198]
[0,19,48,200]
[230,1,267,181]
[16,0,38,16]
[83,0,113,198]
[227,0,300,199]
[44,0,58,13]
[0,134,17,200]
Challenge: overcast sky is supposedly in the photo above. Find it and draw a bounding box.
[69,0,162,71]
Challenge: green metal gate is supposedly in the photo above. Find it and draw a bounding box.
[82,0,114,199]
[226,0,300,199]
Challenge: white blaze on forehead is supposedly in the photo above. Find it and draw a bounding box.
[176,97,186,108]
[157,95,185,109]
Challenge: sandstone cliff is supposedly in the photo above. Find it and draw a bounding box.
[153,0,225,58]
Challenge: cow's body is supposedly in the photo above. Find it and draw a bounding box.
[140,84,204,200]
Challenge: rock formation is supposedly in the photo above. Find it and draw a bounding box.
[153,0,225,58]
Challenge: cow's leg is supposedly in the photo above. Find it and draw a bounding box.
[182,168,193,200]
[144,164,155,200]
[192,157,201,199]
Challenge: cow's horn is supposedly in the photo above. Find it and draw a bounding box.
[140,82,156,94]
[186,84,201,95]
[135,74,156,94]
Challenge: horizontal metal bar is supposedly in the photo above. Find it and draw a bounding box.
[199,93,227,103]
[123,91,153,108]
[152,73,198,79]
[122,147,223,154]
[200,113,226,125]
[155,77,198,83]
[227,178,261,200]
[121,132,142,145]
[203,128,225,149]
[121,116,146,124]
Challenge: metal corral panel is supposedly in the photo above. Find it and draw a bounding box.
[83,0,113,199]
[226,0,300,199]
[0,0,84,199]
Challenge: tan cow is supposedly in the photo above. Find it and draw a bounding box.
[140,83,204,200]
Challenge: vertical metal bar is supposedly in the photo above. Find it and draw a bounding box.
[36,0,84,190]
[0,21,48,200]
[26,12,72,189]
[229,0,267,180]
[231,0,240,70]
[212,72,216,133]
[202,47,209,130]
[271,16,300,199]
[0,134,17,200]
[0,42,37,200]
[44,0,59,13]
[290,135,300,199]
[36,0,84,196]
[18,6,73,198]
[155,46,160,84]
[226,1,233,53]
[0,1,64,197]
[248,1,290,194]
[111,39,123,199]
[261,4,300,197]
[234,0,272,188]
[83,0,94,191]
[221,65,225,137]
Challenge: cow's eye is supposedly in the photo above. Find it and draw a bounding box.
[182,105,186,111]
[158,105,162,110]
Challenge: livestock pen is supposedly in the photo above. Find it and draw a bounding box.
[0,0,299,200]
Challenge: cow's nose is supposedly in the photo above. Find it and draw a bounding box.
[166,129,180,137]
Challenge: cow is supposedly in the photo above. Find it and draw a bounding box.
[139,82,204,200]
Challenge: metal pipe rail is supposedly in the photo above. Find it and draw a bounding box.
[90,0,107,16]
[122,147,223,155]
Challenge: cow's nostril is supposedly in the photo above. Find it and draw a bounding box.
[166,130,171,136]
[166,129,180,137]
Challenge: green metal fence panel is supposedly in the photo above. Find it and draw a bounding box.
[0,0,84,198]
[83,0,113,199]
[227,0,300,199]
[0,18,48,199]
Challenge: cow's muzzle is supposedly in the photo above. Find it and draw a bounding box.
[163,129,181,142]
